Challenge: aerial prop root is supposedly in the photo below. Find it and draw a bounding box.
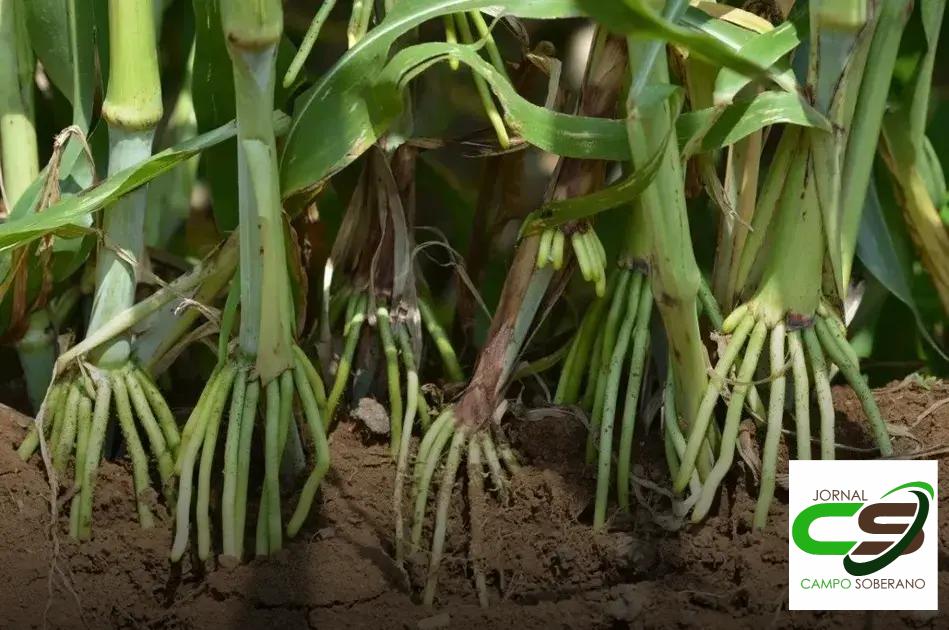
[674,305,893,526]
[392,408,519,607]
[18,363,180,540]
[169,345,330,563]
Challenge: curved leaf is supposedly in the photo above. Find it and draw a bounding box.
[857,176,947,358]
[280,0,585,198]
[520,131,670,234]
[577,0,774,79]
[22,0,95,130]
[0,114,291,252]
[678,90,829,156]
[713,19,804,104]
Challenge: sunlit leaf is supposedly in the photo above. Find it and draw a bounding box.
[0,115,291,252]
[280,0,586,198]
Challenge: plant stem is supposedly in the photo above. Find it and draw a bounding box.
[0,0,38,206]
[223,0,293,383]
[89,0,163,368]
[626,29,706,434]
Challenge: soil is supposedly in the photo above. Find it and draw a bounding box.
[0,380,947,629]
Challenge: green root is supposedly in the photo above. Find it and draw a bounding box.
[404,412,520,606]
[18,363,180,540]
[682,304,893,526]
[170,346,331,562]
[377,306,404,456]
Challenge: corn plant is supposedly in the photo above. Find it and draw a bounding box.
[0,0,945,609]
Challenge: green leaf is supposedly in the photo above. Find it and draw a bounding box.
[520,130,670,234]
[386,42,633,158]
[0,114,291,252]
[192,0,239,231]
[283,31,827,202]
[280,0,585,198]
[577,0,773,79]
[22,0,95,130]
[857,176,946,358]
[678,90,829,156]
[713,19,804,104]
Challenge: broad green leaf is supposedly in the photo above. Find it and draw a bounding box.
[385,42,633,159]
[192,0,239,231]
[857,175,946,358]
[280,0,585,198]
[678,90,829,156]
[284,32,826,201]
[0,114,291,252]
[520,130,670,234]
[576,0,773,80]
[713,19,804,104]
[21,0,98,291]
[22,0,95,130]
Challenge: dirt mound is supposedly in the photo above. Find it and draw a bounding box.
[0,381,947,629]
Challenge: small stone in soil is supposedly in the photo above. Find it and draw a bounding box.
[316,526,335,540]
[604,584,643,622]
[351,397,390,435]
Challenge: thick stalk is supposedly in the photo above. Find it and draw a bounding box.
[1,0,55,411]
[626,36,706,433]
[223,0,293,383]
[0,0,38,206]
[90,0,162,367]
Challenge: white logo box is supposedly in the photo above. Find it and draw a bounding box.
[788,459,938,611]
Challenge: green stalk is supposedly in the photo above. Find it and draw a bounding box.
[89,0,163,368]
[287,355,331,538]
[68,397,93,538]
[691,320,768,522]
[325,294,367,425]
[422,427,468,607]
[170,366,235,561]
[802,327,835,460]
[112,372,155,528]
[1,0,57,413]
[124,370,174,500]
[810,0,872,298]
[454,12,510,149]
[233,376,259,558]
[77,379,112,540]
[223,0,293,383]
[625,13,706,434]
[753,323,787,530]
[480,432,508,502]
[585,271,632,462]
[0,0,38,205]
[787,331,811,459]
[221,367,249,558]
[283,0,338,89]
[418,297,463,382]
[593,276,641,529]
